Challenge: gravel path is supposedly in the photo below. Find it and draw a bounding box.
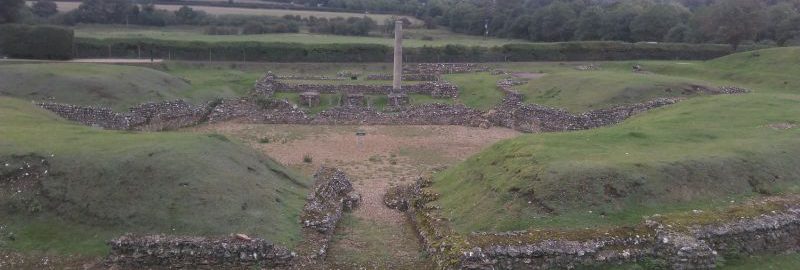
[192,124,520,268]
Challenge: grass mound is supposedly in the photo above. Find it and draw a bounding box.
[432,47,800,233]
[516,71,716,113]
[0,63,191,110]
[0,97,311,255]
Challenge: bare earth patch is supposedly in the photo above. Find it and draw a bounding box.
[766,123,796,130]
[190,124,520,268]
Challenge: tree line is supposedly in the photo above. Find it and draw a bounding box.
[425,0,800,48]
[0,0,378,36]
[253,0,800,48]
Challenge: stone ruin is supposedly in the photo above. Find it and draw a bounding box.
[37,100,213,131]
[106,167,361,269]
[386,178,800,270]
[387,93,410,107]
[106,234,295,268]
[299,92,320,107]
[300,167,360,234]
[342,93,365,107]
[264,78,460,99]
[366,73,440,81]
[403,63,488,74]
[37,65,750,135]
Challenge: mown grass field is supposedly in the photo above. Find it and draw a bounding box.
[74,24,527,47]
[432,47,800,234]
[0,97,312,255]
[46,1,420,25]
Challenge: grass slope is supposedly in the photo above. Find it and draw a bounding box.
[0,63,191,111]
[517,71,716,113]
[0,97,311,255]
[432,47,800,233]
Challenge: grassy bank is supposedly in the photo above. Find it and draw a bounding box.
[432,47,800,233]
[0,97,311,255]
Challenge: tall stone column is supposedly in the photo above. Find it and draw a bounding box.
[392,20,403,93]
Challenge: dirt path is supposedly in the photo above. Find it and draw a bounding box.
[191,124,520,268]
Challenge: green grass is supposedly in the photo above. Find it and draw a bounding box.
[718,253,800,270]
[0,97,312,254]
[444,72,506,110]
[160,62,262,101]
[0,63,192,111]
[432,47,800,233]
[516,71,717,113]
[74,24,529,47]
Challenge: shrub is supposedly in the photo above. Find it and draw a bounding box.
[302,154,313,163]
[31,0,58,18]
[71,38,753,62]
[205,26,239,35]
[0,24,73,60]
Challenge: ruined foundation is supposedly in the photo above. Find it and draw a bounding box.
[299,91,321,107]
[388,93,410,107]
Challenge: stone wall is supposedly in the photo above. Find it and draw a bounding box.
[105,167,361,269]
[41,95,682,134]
[274,81,460,98]
[366,74,440,81]
[403,63,489,74]
[106,234,295,268]
[37,100,212,131]
[37,103,131,130]
[386,178,800,269]
[209,97,490,128]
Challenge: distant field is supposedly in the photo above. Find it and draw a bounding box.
[74,24,526,47]
[46,1,419,25]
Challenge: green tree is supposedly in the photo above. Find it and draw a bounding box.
[664,23,690,43]
[75,0,136,24]
[630,3,690,41]
[575,6,605,40]
[701,0,765,48]
[600,1,648,41]
[0,0,25,23]
[532,0,577,42]
[32,0,58,17]
[762,3,800,45]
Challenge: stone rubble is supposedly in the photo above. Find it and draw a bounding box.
[105,167,360,269]
[387,176,800,269]
[106,234,295,268]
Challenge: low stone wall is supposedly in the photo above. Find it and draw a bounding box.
[403,63,489,74]
[42,94,681,134]
[292,167,361,265]
[277,75,348,81]
[208,98,311,124]
[106,234,295,268]
[692,208,800,256]
[387,178,800,269]
[210,97,490,128]
[106,167,360,269]
[300,167,361,234]
[274,81,459,98]
[366,74,440,81]
[38,100,212,131]
[37,103,131,130]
